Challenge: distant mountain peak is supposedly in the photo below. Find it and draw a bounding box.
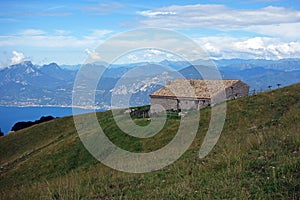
[9,61,33,69]
[41,62,60,70]
[20,61,33,66]
[25,67,36,74]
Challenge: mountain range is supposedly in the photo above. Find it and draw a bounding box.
[0,59,299,109]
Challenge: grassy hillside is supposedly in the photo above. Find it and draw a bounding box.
[0,83,299,199]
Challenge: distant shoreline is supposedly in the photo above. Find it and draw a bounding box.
[0,104,102,110]
[0,105,103,135]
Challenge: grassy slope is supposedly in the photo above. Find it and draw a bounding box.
[0,83,299,199]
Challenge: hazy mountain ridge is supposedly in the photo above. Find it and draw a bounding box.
[213,58,300,71]
[0,61,75,106]
[0,59,299,108]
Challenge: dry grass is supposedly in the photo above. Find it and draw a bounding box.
[0,83,299,199]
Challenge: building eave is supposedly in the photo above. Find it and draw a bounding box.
[150,94,211,100]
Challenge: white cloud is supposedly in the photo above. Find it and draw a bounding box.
[138,11,176,17]
[0,35,89,48]
[83,29,113,40]
[54,29,71,35]
[81,2,124,15]
[127,54,138,61]
[142,49,178,61]
[137,4,300,38]
[147,49,164,55]
[135,3,300,59]
[85,48,101,60]
[44,5,66,11]
[235,37,266,50]
[196,36,300,59]
[203,42,222,58]
[113,48,182,64]
[19,12,71,17]
[10,50,25,64]
[0,29,112,48]
[18,29,46,36]
[246,22,300,39]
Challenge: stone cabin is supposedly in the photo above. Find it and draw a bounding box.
[150,79,249,113]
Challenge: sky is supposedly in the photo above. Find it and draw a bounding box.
[0,0,300,67]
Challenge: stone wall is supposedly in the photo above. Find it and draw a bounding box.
[225,81,250,100]
[150,96,178,112]
[178,98,196,110]
[150,96,211,113]
[197,99,211,109]
[178,98,210,110]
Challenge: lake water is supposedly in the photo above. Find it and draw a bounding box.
[0,106,97,135]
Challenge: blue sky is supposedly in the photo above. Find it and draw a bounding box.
[0,0,300,66]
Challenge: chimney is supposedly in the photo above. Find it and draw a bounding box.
[190,79,195,86]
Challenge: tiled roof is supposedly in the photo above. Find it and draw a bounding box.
[150,79,241,99]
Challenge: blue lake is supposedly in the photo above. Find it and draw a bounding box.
[0,106,97,134]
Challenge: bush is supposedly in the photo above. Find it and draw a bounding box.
[11,116,55,132]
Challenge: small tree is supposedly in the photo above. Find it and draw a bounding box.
[0,128,4,137]
[277,83,281,88]
[268,85,272,90]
